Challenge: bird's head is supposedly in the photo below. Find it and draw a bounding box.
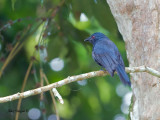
[84,32,107,44]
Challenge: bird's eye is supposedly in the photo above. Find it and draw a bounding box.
[92,36,95,39]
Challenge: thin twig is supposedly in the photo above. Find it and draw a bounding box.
[50,0,65,18]
[0,24,36,78]
[52,88,64,104]
[0,19,21,32]
[0,0,65,78]
[15,61,33,120]
[0,41,20,78]
[0,66,160,103]
[40,69,44,101]
[43,73,60,120]
[39,68,47,120]
[10,42,24,61]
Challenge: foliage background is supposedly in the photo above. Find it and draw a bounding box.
[0,0,131,120]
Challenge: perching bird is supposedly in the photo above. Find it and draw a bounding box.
[84,32,131,86]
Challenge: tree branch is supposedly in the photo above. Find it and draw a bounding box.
[52,88,64,104]
[0,66,159,103]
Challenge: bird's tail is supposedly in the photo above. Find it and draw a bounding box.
[116,64,131,86]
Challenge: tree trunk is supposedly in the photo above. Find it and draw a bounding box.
[106,0,160,120]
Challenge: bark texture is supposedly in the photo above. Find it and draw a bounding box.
[106,0,160,120]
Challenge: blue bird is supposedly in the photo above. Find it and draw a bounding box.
[84,32,131,86]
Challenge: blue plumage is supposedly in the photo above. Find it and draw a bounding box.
[84,32,131,86]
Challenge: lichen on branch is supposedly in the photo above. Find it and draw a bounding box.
[0,66,159,103]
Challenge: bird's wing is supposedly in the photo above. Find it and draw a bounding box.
[92,51,118,76]
[118,54,125,67]
[115,47,125,68]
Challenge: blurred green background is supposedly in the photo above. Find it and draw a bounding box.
[0,0,131,120]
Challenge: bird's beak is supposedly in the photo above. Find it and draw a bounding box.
[84,37,91,42]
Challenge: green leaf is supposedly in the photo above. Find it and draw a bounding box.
[11,0,16,10]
